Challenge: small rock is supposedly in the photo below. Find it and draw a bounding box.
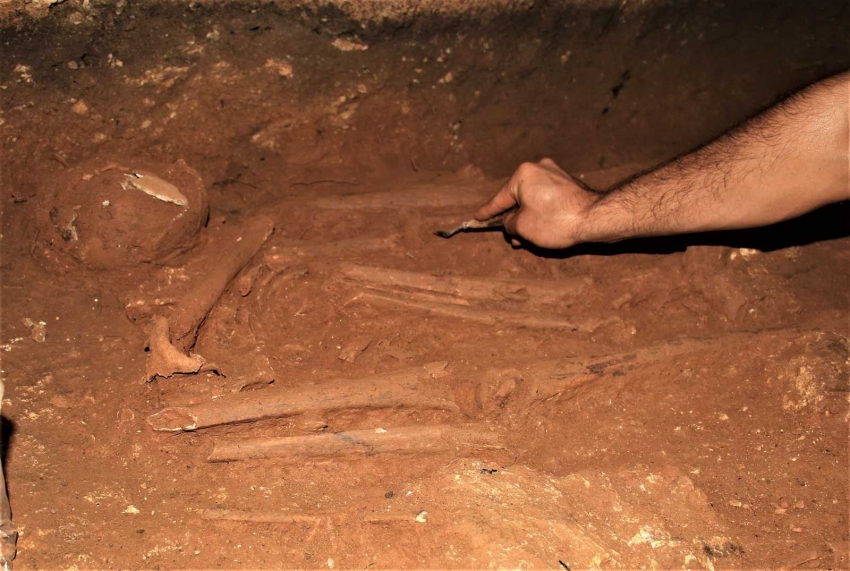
[123,505,141,515]
[264,58,293,78]
[338,335,371,363]
[67,60,79,70]
[13,64,32,83]
[23,318,47,342]
[31,321,47,343]
[71,100,89,116]
[415,510,427,523]
[728,500,743,508]
[775,507,787,515]
[794,500,805,509]
[327,558,335,569]
[332,37,368,52]
[237,265,262,297]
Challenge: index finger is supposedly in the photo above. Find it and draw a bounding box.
[475,178,517,221]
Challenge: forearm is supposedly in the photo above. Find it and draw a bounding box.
[580,72,850,243]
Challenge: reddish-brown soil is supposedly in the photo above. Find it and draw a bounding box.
[1,1,848,569]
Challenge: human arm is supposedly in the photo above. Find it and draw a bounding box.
[476,72,850,249]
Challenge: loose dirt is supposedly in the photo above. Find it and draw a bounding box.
[1,1,848,569]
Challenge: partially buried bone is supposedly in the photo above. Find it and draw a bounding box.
[34,158,208,271]
[166,215,275,352]
[130,215,276,380]
[208,424,502,462]
[349,291,579,330]
[147,367,458,431]
[340,263,588,306]
[122,171,189,206]
[144,316,217,382]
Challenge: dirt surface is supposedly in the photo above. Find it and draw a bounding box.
[1,1,849,569]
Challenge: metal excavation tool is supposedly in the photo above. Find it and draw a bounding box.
[434,209,515,238]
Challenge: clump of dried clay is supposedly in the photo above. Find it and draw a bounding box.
[35,158,209,270]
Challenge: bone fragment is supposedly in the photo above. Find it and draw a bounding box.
[144,315,209,382]
[208,424,500,462]
[366,514,422,524]
[148,369,458,431]
[352,291,578,330]
[123,171,189,206]
[338,335,372,362]
[201,509,321,524]
[341,264,587,305]
[169,215,275,350]
[22,318,47,343]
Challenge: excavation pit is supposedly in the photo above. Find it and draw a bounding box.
[0,1,848,568]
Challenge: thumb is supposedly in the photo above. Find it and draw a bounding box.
[475,178,518,221]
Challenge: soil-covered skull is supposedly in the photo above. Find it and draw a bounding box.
[36,159,209,270]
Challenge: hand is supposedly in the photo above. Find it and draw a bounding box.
[475,158,601,249]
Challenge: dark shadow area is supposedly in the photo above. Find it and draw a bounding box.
[1,415,15,510]
[1,417,14,470]
[518,201,850,259]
